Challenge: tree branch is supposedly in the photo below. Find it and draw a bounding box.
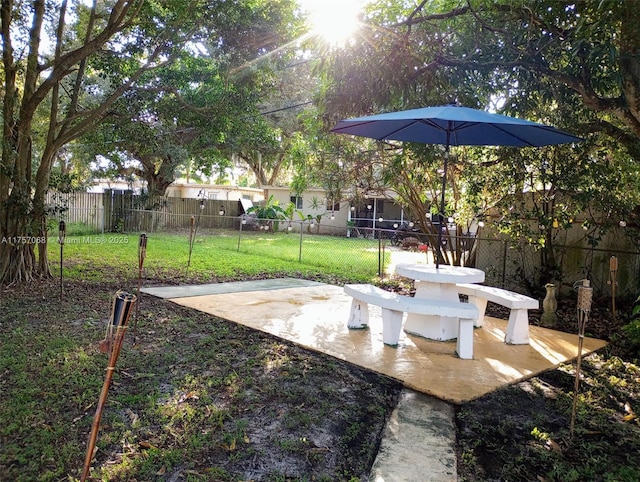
[388,4,470,29]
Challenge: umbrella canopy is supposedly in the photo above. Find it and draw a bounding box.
[331,104,583,147]
[331,104,582,266]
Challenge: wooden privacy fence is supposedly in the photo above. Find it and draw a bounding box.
[45,190,242,233]
[72,190,243,232]
[45,191,105,232]
[475,237,640,299]
[123,199,239,232]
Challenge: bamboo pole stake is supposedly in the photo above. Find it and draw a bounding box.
[81,291,137,482]
[58,220,66,300]
[570,279,593,438]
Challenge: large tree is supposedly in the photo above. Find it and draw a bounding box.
[81,2,303,196]
[0,0,300,283]
[315,0,640,273]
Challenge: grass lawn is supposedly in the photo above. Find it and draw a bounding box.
[1,233,639,481]
[52,231,385,283]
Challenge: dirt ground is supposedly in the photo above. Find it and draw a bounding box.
[455,296,640,481]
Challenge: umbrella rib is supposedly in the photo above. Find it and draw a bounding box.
[331,120,388,139]
[379,119,447,140]
[443,121,538,146]
[485,124,535,147]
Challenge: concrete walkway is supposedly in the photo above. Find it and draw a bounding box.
[370,390,457,481]
[142,278,607,481]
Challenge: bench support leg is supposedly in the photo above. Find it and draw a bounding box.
[467,296,487,328]
[381,308,403,346]
[456,318,474,359]
[347,300,369,329]
[505,309,530,344]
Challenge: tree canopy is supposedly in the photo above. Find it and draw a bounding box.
[312,0,640,273]
[0,0,302,283]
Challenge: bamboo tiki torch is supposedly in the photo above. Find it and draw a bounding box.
[58,220,66,300]
[609,256,618,317]
[570,279,593,438]
[132,233,147,345]
[80,290,137,482]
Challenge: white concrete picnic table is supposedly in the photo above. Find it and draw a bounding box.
[395,263,485,341]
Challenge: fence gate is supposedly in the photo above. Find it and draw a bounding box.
[103,189,133,232]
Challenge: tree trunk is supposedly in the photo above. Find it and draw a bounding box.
[0,184,37,284]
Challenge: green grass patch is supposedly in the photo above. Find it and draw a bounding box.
[49,231,386,283]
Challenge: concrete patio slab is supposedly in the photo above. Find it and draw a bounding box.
[141,278,607,481]
[142,278,607,405]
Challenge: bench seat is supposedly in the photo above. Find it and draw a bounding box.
[344,284,478,359]
[456,283,539,344]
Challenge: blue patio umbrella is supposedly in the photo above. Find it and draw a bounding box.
[331,104,582,267]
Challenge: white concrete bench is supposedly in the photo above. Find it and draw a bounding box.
[456,283,539,345]
[344,284,479,359]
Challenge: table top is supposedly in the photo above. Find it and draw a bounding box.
[395,263,485,284]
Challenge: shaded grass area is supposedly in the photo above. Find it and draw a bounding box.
[457,300,640,481]
[0,277,401,481]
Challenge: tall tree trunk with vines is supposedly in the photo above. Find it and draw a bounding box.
[0,0,143,284]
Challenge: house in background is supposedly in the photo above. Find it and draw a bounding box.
[88,179,264,203]
[84,178,413,235]
[263,185,410,234]
[166,183,264,202]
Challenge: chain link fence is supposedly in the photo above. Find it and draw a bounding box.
[47,190,640,298]
[475,237,640,298]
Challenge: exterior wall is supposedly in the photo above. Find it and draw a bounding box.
[87,179,144,193]
[165,183,264,202]
[87,180,264,203]
[263,186,349,231]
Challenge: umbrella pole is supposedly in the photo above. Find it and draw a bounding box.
[436,141,450,268]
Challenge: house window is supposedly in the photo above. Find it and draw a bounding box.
[376,199,384,213]
[327,200,341,211]
[290,196,303,209]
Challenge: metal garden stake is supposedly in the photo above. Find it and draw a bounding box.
[570,278,593,438]
[187,215,195,274]
[237,215,246,251]
[132,233,147,345]
[608,256,618,316]
[186,199,205,275]
[58,220,66,300]
[81,291,137,482]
